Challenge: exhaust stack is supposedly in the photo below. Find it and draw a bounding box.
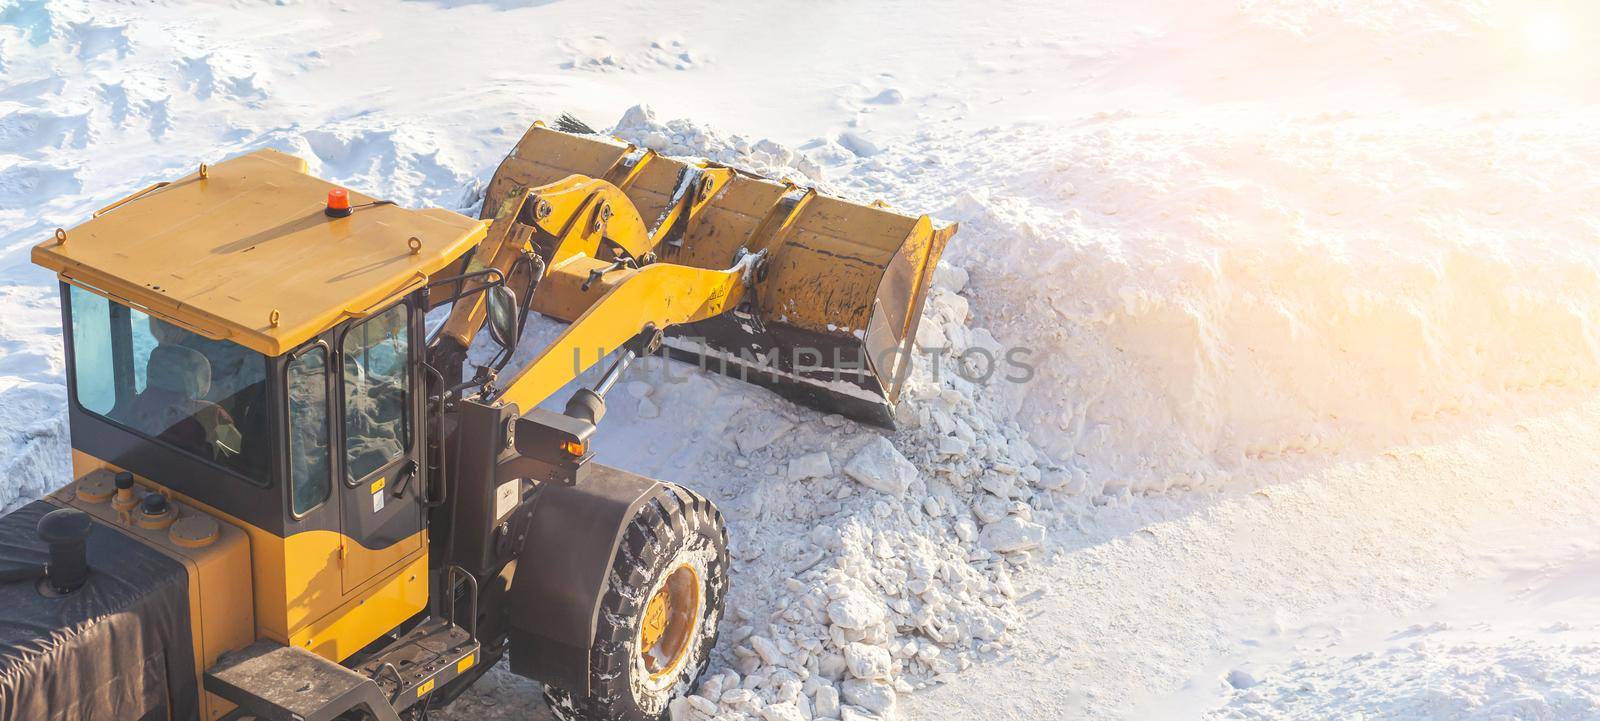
[37,508,91,594]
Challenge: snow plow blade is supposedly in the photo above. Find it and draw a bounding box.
[482,123,956,425]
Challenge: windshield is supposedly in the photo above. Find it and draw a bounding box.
[68,285,271,485]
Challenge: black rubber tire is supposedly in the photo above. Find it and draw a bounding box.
[542,482,729,721]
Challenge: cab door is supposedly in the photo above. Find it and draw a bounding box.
[336,300,423,594]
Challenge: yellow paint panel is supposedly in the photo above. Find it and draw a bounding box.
[340,520,424,597]
[417,679,435,696]
[497,260,748,411]
[457,652,476,674]
[291,553,429,661]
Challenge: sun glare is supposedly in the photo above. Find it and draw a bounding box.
[1523,12,1574,57]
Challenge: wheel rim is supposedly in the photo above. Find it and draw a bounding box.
[639,564,700,679]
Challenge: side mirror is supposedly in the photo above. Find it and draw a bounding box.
[486,285,521,350]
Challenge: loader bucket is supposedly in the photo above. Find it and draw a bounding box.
[483,123,956,425]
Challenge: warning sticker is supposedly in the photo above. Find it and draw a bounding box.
[495,480,518,520]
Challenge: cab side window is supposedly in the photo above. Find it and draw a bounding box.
[342,304,410,483]
[287,346,331,515]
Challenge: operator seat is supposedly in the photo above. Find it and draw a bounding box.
[130,320,237,459]
[148,344,213,400]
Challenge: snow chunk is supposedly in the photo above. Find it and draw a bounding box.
[637,396,661,419]
[979,516,1045,553]
[737,416,796,455]
[932,263,968,294]
[979,472,1019,499]
[813,685,841,718]
[1225,668,1259,689]
[837,130,881,158]
[866,88,904,105]
[844,642,893,680]
[759,702,808,721]
[841,678,897,716]
[751,635,784,667]
[843,437,917,496]
[616,103,656,131]
[937,434,971,457]
[672,694,719,721]
[828,592,887,630]
[788,451,834,481]
[1037,468,1073,491]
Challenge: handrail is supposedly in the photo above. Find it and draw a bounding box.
[92,182,171,218]
[92,163,210,218]
[340,271,429,321]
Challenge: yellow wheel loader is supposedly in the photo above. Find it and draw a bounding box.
[0,119,953,721]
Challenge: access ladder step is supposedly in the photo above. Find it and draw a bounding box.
[356,617,482,711]
[206,640,402,721]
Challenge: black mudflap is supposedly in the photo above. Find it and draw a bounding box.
[503,463,661,696]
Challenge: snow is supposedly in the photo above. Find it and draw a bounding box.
[1206,534,1600,720]
[3,1,1600,721]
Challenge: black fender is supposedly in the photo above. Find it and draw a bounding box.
[503,462,660,695]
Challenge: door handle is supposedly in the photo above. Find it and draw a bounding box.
[392,460,419,499]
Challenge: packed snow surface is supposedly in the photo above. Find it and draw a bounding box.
[4,1,1600,720]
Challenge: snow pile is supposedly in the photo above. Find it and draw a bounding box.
[610,104,824,185]
[607,103,905,185]
[624,271,1059,721]
[272,121,477,209]
[447,265,1060,721]
[0,380,68,513]
[812,118,1600,501]
[0,0,132,62]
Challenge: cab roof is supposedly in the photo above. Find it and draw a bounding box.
[33,149,488,356]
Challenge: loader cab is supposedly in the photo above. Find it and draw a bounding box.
[57,280,447,664]
[61,283,432,601]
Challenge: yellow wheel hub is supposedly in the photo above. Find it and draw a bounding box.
[639,564,700,679]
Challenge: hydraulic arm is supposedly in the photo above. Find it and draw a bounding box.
[425,167,756,413]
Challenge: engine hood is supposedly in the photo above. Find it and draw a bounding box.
[0,500,195,721]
